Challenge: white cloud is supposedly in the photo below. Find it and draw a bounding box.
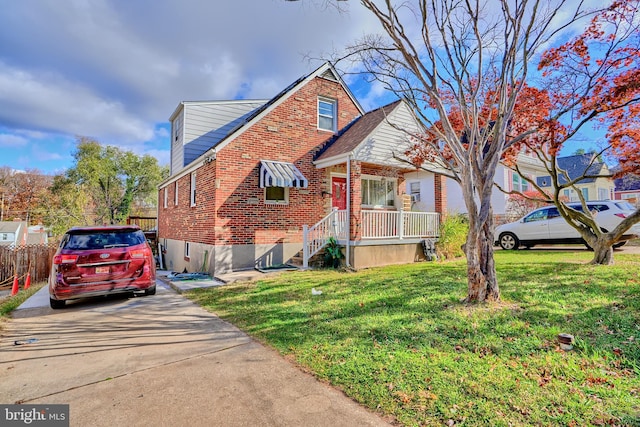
[0,133,28,147]
[0,0,390,173]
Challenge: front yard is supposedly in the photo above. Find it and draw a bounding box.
[187,251,640,426]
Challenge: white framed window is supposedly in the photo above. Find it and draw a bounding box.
[184,241,190,259]
[173,115,183,142]
[362,177,395,207]
[1,233,7,241]
[163,187,168,208]
[597,188,608,200]
[511,172,529,192]
[174,181,179,205]
[318,97,337,132]
[190,172,197,207]
[265,187,288,204]
[581,188,589,201]
[409,182,421,202]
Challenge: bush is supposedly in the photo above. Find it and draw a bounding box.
[436,214,468,259]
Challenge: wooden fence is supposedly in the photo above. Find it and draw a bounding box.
[0,243,59,288]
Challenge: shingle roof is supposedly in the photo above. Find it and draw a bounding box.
[315,100,402,162]
[537,154,610,186]
[208,62,364,154]
[615,174,640,191]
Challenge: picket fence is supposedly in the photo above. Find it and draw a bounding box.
[0,243,59,288]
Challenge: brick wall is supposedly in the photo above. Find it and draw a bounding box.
[159,76,361,247]
[434,173,447,214]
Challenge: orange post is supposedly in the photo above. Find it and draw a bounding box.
[24,273,31,290]
[11,275,19,296]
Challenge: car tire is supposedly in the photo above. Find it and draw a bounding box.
[50,298,65,309]
[144,285,156,296]
[499,233,519,250]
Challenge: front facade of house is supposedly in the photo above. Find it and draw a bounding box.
[405,151,548,221]
[0,221,28,248]
[614,175,640,208]
[537,154,615,203]
[158,63,442,275]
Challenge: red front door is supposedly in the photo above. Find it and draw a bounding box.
[332,177,347,210]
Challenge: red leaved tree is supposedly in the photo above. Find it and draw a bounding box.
[505,0,640,264]
[340,0,600,302]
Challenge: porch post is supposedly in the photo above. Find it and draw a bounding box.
[398,209,404,240]
[302,224,309,269]
[345,155,351,268]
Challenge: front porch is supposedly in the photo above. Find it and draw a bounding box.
[303,209,440,269]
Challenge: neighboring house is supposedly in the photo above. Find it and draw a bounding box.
[405,150,548,219]
[0,221,28,248]
[27,224,48,245]
[537,154,615,202]
[614,174,640,208]
[158,62,442,275]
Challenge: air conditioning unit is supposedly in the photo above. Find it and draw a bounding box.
[411,194,420,203]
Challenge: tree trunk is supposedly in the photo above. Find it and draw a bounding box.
[464,216,500,303]
[589,241,614,265]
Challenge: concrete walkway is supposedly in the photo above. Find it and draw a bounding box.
[1,279,391,427]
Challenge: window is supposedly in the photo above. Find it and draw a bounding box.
[409,182,420,202]
[173,115,183,142]
[1,233,7,241]
[318,98,336,131]
[174,182,179,205]
[184,242,190,259]
[362,177,395,207]
[581,188,589,201]
[524,208,552,223]
[265,186,288,204]
[511,172,529,192]
[190,172,196,207]
[597,188,608,200]
[163,187,168,208]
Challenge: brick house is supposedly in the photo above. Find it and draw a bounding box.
[158,63,442,275]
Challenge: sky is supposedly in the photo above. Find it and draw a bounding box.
[0,0,601,176]
[0,0,387,175]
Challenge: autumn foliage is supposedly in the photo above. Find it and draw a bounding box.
[405,0,639,179]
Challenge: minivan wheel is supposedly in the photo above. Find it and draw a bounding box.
[144,285,156,296]
[499,233,519,250]
[50,298,65,309]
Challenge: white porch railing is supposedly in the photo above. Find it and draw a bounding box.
[302,208,347,268]
[361,210,440,239]
[302,209,439,268]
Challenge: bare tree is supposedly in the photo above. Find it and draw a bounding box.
[495,0,640,265]
[332,0,592,302]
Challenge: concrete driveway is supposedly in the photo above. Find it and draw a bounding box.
[0,281,390,427]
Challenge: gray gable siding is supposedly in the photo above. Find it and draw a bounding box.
[182,100,267,167]
[170,100,267,173]
[354,103,419,167]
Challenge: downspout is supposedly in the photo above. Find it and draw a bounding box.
[346,155,351,268]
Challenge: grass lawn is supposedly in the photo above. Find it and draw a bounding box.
[187,251,640,426]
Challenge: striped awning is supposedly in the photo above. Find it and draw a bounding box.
[259,160,308,188]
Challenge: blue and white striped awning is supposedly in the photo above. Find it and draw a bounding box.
[259,160,308,188]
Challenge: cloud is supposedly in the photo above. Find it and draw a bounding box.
[0,0,389,174]
[0,132,28,147]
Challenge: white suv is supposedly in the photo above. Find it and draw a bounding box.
[495,201,640,250]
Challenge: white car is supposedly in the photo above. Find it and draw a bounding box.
[495,201,640,250]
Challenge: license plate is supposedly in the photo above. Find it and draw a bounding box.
[96,266,109,274]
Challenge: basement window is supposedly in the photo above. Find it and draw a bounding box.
[265,187,288,204]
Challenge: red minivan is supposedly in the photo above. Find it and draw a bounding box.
[49,225,156,309]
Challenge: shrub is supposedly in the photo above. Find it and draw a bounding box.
[436,214,468,259]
